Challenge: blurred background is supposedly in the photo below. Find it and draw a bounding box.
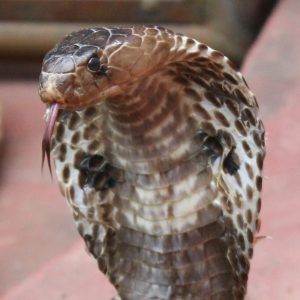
[0,0,277,78]
[1,0,300,299]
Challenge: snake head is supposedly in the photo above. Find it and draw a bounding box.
[39,29,113,110]
[39,26,176,172]
[39,26,175,109]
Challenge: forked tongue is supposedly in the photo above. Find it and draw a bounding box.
[42,103,59,176]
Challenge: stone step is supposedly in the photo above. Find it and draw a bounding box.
[1,240,116,300]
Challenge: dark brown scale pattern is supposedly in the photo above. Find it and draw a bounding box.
[206,91,223,107]
[71,131,80,144]
[214,111,230,127]
[257,198,262,213]
[225,100,240,117]
[234,172,243,188]
[68,111,81,130]
[235,120,247,137]
[248,248,253,259]
[256,176,263,191]
[242,141,253,158]
[234,89,249,106]
[246,209,252,224]
[223,72,239,85]
[234,196,242,209]
[246,185,254,200]
[256,153,264,170]
[62,165,70,183]
[57,143,67,162]
[245,162,254,180]
[253,131,263,148]
[241,108,257,127]
[55,122,65,141]
[201,121,217,136]
[193,103,211,120]
[88,140,101,152]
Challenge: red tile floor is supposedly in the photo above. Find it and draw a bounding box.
[1,0,300,299]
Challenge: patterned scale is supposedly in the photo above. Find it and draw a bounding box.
[39,26,265,300]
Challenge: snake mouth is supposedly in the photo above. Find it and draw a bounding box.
[42,103,60,175]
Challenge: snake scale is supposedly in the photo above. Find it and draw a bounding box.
[39,26,265,300]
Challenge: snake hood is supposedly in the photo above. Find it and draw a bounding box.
[39,26,265,300]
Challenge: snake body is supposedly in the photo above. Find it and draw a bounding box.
[39,26,265,299]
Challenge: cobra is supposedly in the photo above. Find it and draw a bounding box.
[39,26,265,300]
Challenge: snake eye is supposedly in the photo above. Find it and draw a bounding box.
[87,56,108,77]
[87,56,101,73]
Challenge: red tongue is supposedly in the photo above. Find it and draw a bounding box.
[42,103,59,175]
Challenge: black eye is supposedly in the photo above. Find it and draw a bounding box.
[87,57,101,73]
[87,56,108,77]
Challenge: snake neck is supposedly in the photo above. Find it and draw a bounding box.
[103,64,200,174]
